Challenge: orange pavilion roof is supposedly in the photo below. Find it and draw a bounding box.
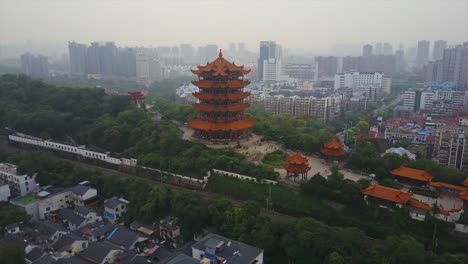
[390,166,433,182]
[459,191,468,200]
[193,103,250,113]
[323,136,344,150]
[192,80,250,89]
[287,152,309,165]
[463,178,468,187]
[191,50,251,76]
[362,184,413,204]
[188,119,256,131]
[193,92,250,101]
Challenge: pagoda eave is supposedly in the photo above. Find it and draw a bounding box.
[188,118,256,131]
[192,92,250,101]
[193,103,250,113]
[192,80,250,89]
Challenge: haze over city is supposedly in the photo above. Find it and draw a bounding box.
[3,0,468,263]
[1,0,467,54]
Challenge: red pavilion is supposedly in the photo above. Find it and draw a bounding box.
[284,152,311,181]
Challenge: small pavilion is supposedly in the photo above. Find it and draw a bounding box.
[284,152,311,181]
[320,136,346,159]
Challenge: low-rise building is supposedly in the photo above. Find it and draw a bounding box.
[0,163,37,197]
[159,217,183,248]
[362,184,413,208]
[104,197,129,223]
[79,241,123,264]
[192,233,264,264]
[0,184,11,201]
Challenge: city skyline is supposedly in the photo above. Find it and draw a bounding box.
[1,0,467,54]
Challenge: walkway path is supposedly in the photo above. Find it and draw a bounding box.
[179,125,364,182]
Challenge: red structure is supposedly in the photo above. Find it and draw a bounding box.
[128,91,145,104]
[320,136,346,158]
[284,152,311,181]
[188,50,255,140]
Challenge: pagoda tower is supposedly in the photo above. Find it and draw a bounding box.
[320,136,346,158]
[188,50,256,140]
[284,152,311,181]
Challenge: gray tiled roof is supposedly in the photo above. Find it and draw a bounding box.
[74,206,94,216]
[0,234,26,248]
[26,247,45,262]
[104,198,126,209]
[91,224,115,238]
[166,254,200,264]
[79,241,121,264]
[52,233,85,251]
[23,221,67,238]
[31,254,56,264]
[58,208,85,226]
[106,226,147,249]
[192,233,263,264]
[56,256,90,264]
[71,185,92,196]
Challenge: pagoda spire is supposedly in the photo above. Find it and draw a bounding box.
[219,49,223,58]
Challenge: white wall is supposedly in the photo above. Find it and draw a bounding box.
[38,190,73,220]
[0,185,10,201]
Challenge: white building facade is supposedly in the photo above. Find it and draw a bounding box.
[334,72,392,95]
[0,163,37,197]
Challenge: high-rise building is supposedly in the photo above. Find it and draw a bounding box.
[136,48,162,86]
[315,56,339,78]
[20,53,49,78]
[68,41,87,75]
[433,40,447,60]
[284,63,317,81]
[416,40,430,66]
[86,42,101,75]
[363,44,373,57]
[205,44,218,61]
[334,72,392,95]
[395,49,406,71]
[180,44,194,61]
[258,41,281,81]
[441,43,468,91]
[99,42,117,76]
[424,60,443,82]
[383,43,393,55]
[375,43,383,55]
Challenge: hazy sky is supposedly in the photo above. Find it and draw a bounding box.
[1,0,467,53]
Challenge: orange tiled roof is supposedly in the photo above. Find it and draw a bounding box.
[429,182,468,192]
[287,152,309,165]
[320,148,346,157]
[463,178,468,187]
[193,103,250,113]
[193,92,250,101]
[409,199,432,211]
[323,136,344,150]
[458,191,468,200]
[192,80,250,89]
[390,166,433,182]
[188,119,256,131]
[362,184,413,204]
[191,50,250,76]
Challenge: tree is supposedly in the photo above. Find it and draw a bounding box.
[0,244,25,264]
[383,235,427,264]
[324,251,345,264]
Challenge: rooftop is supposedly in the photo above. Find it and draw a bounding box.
[362,184,413,204]
[192,233,263,264]
[12,193,37,205]
[390,166,433,182]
